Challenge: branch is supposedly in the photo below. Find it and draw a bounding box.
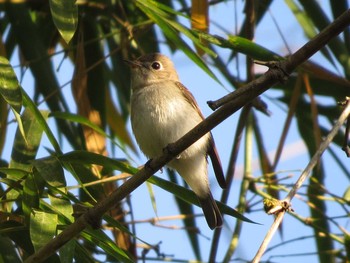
[252,98,350,263]
[25,9,350,263]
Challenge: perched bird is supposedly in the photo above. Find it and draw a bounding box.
[125,53,226,229]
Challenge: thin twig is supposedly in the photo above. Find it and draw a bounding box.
[252,98,350,263]
[285,99,350,203]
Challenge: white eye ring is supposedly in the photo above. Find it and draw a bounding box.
[151,61,162,70]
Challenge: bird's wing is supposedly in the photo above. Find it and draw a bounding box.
[176,81,226,189]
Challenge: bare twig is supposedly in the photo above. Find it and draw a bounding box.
[340,97,350,156]
[252,98,350,263]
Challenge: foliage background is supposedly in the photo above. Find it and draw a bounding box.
[0,0,349,262]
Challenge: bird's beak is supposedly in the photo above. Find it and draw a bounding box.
[124,59,142,69]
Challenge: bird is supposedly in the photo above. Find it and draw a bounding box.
[125,53,226,229]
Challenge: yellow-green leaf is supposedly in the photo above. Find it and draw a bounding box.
[30,210,58,252]
[49,0,78,44]
[0,56,22,114]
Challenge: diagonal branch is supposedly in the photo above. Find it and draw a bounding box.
[252,98,350,263]
[25,9,350,263]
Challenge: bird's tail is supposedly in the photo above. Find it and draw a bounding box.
[198,193,223,229]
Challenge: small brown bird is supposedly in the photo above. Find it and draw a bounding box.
[125,53,226,229]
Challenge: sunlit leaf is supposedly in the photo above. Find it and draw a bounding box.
[49,0,78,44]
[0,56,22,114]
[191,0,209,55]
[10,109,49,171]
[48,194,75,262]
[30,210,58,252]
[7,109,49,211]
[0,57,25,144]
[343,186,350,202]
[22,89,61,154]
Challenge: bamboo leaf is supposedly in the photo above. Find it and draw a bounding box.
[0,56,22,114]
[167,169,201,260]
[197,32,282,61]
[49,0,78,44]
[6,2,79,147]
[51,110,134,152]
[22,89,61,154]
[0,57,25,144]
[10,109,49,171]
[80,229,133,263]
[49,194,75,263]
[191,0,209,55]
[285,0,337,67]
[1,221,34,255]
[105,93,137,152]
[0,96,7,155]
[0,236,22,263]
[58,150,136,174]
[297,0,349,73]
[148,175,258,224]
[33,157,66,188]
[30,210,58,252]
[23,173,42,221]
[7,109,49,210]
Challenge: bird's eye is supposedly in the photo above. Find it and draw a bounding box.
[151,61,162,70]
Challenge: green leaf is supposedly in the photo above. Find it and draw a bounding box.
[23,173,40,220]
[167,169,201,260]
[59,150,136,174]
[297,0,349,74]
[48,194,73,222]
[80,229,133,263]
[0,167,29,178]
[51,111,126,151]
[6,3,79,147]
[285,0,337,67]
[48,194,75,263]
[343,186,350,202]
[10,109,49,171]
[0,236,22,263]
[0,57,26,144]
[0,96,8,155]
[33,156,66,188]
[30,209,58,252]
[146,181,158,216]
[148,175,258,224]
[0,221,34,255]
[8,109,49,210]
[22,89,62,154]
[49,0,78,44]
[0,56,22,114]
[345,233,350,261]
[197,33,282,62]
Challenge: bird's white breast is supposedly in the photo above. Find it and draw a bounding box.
[131,83,209,159]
